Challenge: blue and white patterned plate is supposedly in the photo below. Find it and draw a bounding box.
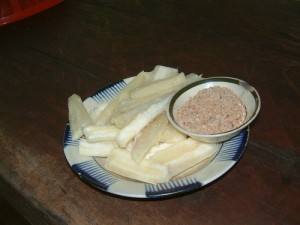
[63,77,249,198]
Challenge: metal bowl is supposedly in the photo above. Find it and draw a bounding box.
[167,77,261,143]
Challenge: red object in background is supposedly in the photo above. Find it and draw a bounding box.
[0,0,64,26]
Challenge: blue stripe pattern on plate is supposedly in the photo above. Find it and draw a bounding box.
[63,125,78,147]
[92,81,127,103]
[72,160,117,190]
[145,177,202,198]
[216,128,249,161]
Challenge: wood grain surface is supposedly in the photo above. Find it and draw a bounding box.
[0,1,299,225]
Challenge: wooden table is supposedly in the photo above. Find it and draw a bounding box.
[1,1,299,224]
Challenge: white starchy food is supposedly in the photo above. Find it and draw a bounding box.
[150,138,220,178]
[68,65,219,183]
[79,139,118,157]
[89,102,109,122]
[131,113,169,164]
[159,122,187,143]
[83,97,101,113]
[150,138,199,162]
[105,149,170,183]
[93,92,128,126]
[116,96,170,148]
[68,94,93,140]
[94,71,149,125]
[116,92,172,114]
[145,143,173,159]
[150,65,178,81]
[129,72,187,99]
[83,125,120,142]
[172,149,219,179]
[185,73,203,84]
[111,103,150,129]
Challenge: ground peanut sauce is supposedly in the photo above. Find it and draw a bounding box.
[175,86,246,135]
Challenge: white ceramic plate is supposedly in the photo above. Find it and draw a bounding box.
[63,78,249,198]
